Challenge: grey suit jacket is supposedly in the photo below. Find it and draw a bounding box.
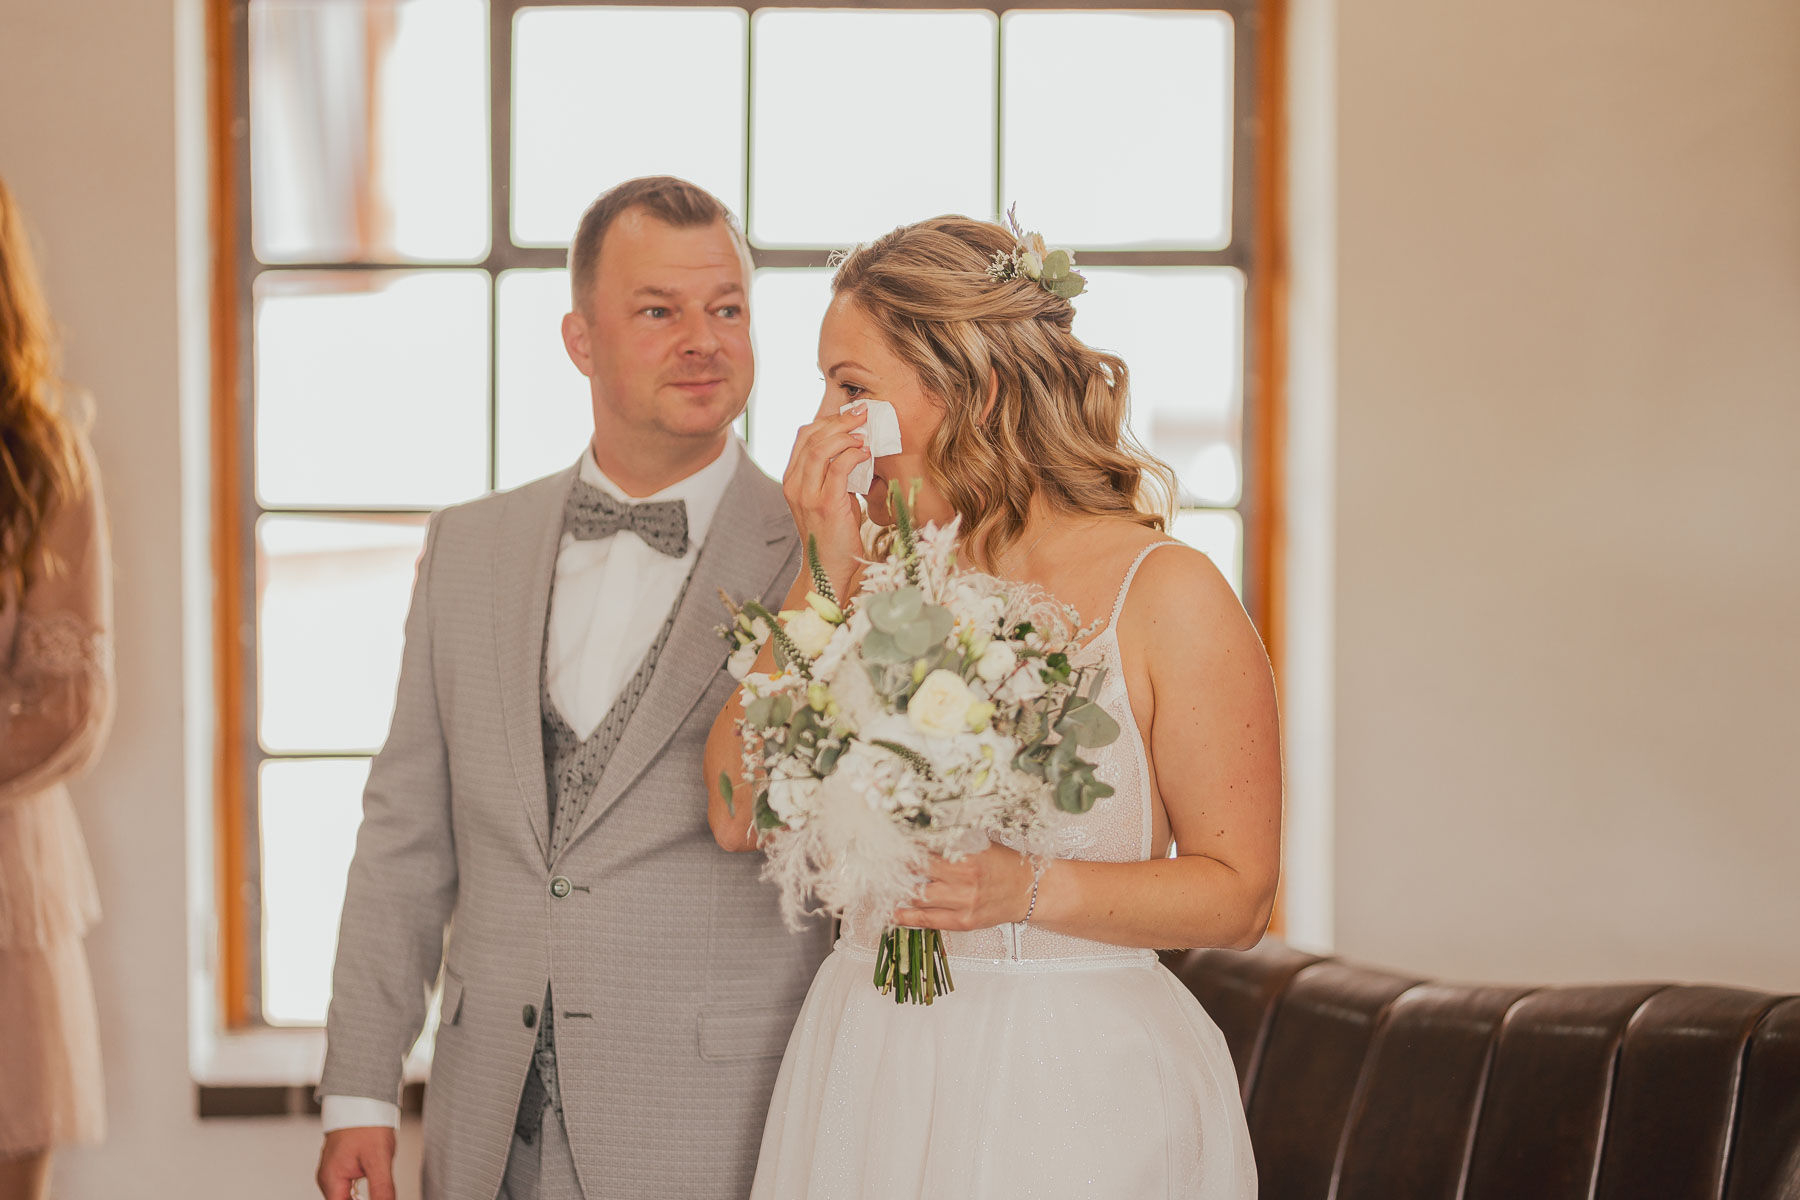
[319,451,830,1200]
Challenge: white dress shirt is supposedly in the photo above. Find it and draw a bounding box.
[321,438,742,1133]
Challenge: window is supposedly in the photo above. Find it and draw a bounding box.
[215,0,1277,1027]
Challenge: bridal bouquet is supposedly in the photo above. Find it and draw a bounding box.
[720,487,1119,1004]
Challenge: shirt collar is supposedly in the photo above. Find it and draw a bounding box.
[578,435,742,549]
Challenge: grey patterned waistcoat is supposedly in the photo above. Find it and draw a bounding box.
[521,570,694,1134]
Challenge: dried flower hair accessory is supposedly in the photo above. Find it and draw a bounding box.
[984,202,1087,300]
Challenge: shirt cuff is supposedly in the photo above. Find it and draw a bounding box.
[320,1095,401,1132]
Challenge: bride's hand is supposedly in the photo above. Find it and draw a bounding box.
[892,844,1037,932]
[782,400,869,599]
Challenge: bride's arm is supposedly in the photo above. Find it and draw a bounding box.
[705,571,814,853]
[706,400,871,853]
[895,545,1283,950]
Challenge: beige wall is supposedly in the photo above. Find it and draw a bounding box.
[1329,0,1800,990]
[0,1,421,1195]
[0,0,1795,1195]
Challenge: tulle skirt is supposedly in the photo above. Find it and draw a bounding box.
[751,941,1256,1199]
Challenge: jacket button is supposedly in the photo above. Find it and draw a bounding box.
[523,1004,538,1028]
[549,876,572,899]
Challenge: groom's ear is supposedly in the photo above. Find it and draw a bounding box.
[562,310,594,378]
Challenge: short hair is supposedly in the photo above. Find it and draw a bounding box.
[566,176,751,312]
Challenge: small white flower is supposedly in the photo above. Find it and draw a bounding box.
[727,642,760,680]
[1019,250,1044,280]
[812,610,867,681]
[975,641,1017,683]
[909,669,979,739]
[766,763,820,828]
[999,665,1049,705]
[783,608,837,657]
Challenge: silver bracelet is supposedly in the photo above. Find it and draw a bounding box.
[1020,861,1048,927]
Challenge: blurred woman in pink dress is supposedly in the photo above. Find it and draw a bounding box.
[0,178,114,1200]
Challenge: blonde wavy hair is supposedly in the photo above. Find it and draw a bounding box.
[0,178,83,601]
[830,215,1175,568]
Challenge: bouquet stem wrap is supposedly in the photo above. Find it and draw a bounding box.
[874,926,956,1004]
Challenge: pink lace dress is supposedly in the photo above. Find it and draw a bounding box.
[0,433,113,1155]
[751,544,1256,1199]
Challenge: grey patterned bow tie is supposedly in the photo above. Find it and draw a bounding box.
[563,479,690,558]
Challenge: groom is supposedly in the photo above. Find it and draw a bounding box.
[314,177,829,1200]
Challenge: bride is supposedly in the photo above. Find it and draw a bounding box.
[703,214,1280,1198]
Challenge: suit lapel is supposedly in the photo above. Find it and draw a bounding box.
[494,460,581,863]
[562,454,796,849]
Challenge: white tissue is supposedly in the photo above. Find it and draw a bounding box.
[842,400,902,494]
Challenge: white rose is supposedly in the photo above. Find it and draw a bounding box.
[783,608,837,657]
[975,641,1017,683]
[908,669,978,739]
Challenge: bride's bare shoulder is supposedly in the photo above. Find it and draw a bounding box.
[1117,536,1256,650]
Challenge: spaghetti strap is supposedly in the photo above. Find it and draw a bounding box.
[1108,540,1183,629]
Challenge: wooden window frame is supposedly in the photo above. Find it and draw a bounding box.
[210,0,1285,1028]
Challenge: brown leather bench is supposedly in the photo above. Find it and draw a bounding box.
[1161,941,1800,1200]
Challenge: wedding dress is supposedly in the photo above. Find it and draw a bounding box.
[751,543,1257,1199]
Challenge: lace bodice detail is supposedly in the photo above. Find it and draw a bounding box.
[1,431,112,947]
[843,542,1178,963]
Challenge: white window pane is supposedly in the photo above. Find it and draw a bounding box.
[512,7,747,246]
[496,269,593,489]
[1002,11,1232,248]
[1173,508,1242,597]
[250,0,489,262]
[751,11,996,247]
[1073,268,1243,506]
[255,271,491,508]
[747,269,833,477]
[260,757,369,1025]
[257,515,426,754]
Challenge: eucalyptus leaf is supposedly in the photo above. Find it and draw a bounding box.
[1042,249,1071,279]
[866,587,924,631]
[744,696,775,727]
[1047,275,1087,300]
[786,706,820,743]
[1056,772,1084,812]
[754,791,784,830]
[862,629,908,665]
[894,620,935,658]
[1058,698,1122,749]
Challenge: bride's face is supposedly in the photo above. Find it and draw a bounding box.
[815,293,953,527]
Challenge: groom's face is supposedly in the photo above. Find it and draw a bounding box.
[562,208,753,450]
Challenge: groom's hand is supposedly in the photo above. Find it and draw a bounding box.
[317,1126,397,1200]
